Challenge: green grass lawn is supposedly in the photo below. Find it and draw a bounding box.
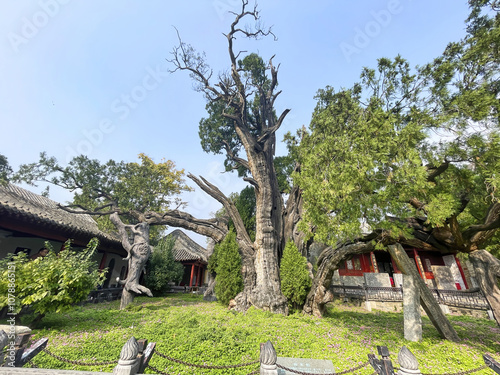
[11,295,500,374]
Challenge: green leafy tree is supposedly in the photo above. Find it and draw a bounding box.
[280,241,311,311]
[15,153,192,309]
[213,231,244,306]
[0,153,12,185]
[297,2,500,329]
[170,2,291,314]
[145,235,184,295]
[0,238,105,326]
[215,186,257,242]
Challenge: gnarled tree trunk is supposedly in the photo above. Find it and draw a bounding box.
[283,181,313,257]
[303,241,375,317]
[110,213,153,310]
[469,250,500,326]
[168,2,291,315]
[246,150,288,314]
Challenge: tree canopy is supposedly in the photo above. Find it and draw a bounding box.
[0,153,12,186]
[298,0,500,326]
[169,0,291,314]
[16,153,191,232]
[294,2,500,254]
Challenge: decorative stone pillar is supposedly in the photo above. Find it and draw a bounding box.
[398,346,422,375]
[260,341,278,375]
[113,337,140,375]
[403,274,422,342]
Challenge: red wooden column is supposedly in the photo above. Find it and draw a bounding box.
[454,256,469,290]
[189,263,195,288]
[196,264,201,286]
[98,253,107,271]
[413,248,426,280]
[370,252,379,273]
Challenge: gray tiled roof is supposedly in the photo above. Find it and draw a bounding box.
[0,183,122,248]
[169,229,208,263]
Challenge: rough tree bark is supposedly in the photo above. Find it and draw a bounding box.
[110,213,153,310]
[168,2,290,314]
[203,238,217,301]
[303,241,375,317]
[469,250,500,326]
[283,180,313,258]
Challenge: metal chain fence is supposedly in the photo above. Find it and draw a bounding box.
[153,347,259,369]
[42,347,117,366]
[420,364,489,375]
[20,344,496,375]
[276,360,371,375]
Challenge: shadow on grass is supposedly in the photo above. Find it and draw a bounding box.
[324,302,500,355]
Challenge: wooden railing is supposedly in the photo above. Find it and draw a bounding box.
[331,284,490,311]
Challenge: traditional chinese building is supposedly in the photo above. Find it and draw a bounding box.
[169,229,209,289]
[0,183,127,288]
[334,248,473,290]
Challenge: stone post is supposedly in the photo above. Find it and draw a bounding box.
[260,341,278,375]
[403,274,422,342]
[387,244,459,342]
[363,283,372,312]
[398,346,422,375]
[113,337,140,375]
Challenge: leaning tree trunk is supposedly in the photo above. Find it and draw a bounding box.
[303,241,374,317]
[110,213,153,310]
[388,244,460,342]
[469,250,500,326]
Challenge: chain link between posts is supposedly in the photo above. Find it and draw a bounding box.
[276,360,371,375]
[42,347,117,366]
[420,364,489,375]
[32,344,497,375]
[153,347,259,369]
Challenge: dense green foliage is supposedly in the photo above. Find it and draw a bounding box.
[19,295,500,374]
[280,242,311,311]
[198,53,271,176]
[0,153,12,185]
[15,153,191,241]
[294,2,500,249]
[232,186,256,241]
[213,186,257,242]
[144,236,184,295]
[212,231,243,305]
[0,239,105,323]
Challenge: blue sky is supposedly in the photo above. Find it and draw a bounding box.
[0,1,471,245]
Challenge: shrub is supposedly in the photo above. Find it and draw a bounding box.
[213,231,243,305]
[145,235,184,295]
[280,241,312,311]
[0,238,106,325]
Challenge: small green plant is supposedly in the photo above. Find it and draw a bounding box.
[145,235,184,295]
[212,231,243,305]
[0,238,106,326]
[280,241,312,311]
